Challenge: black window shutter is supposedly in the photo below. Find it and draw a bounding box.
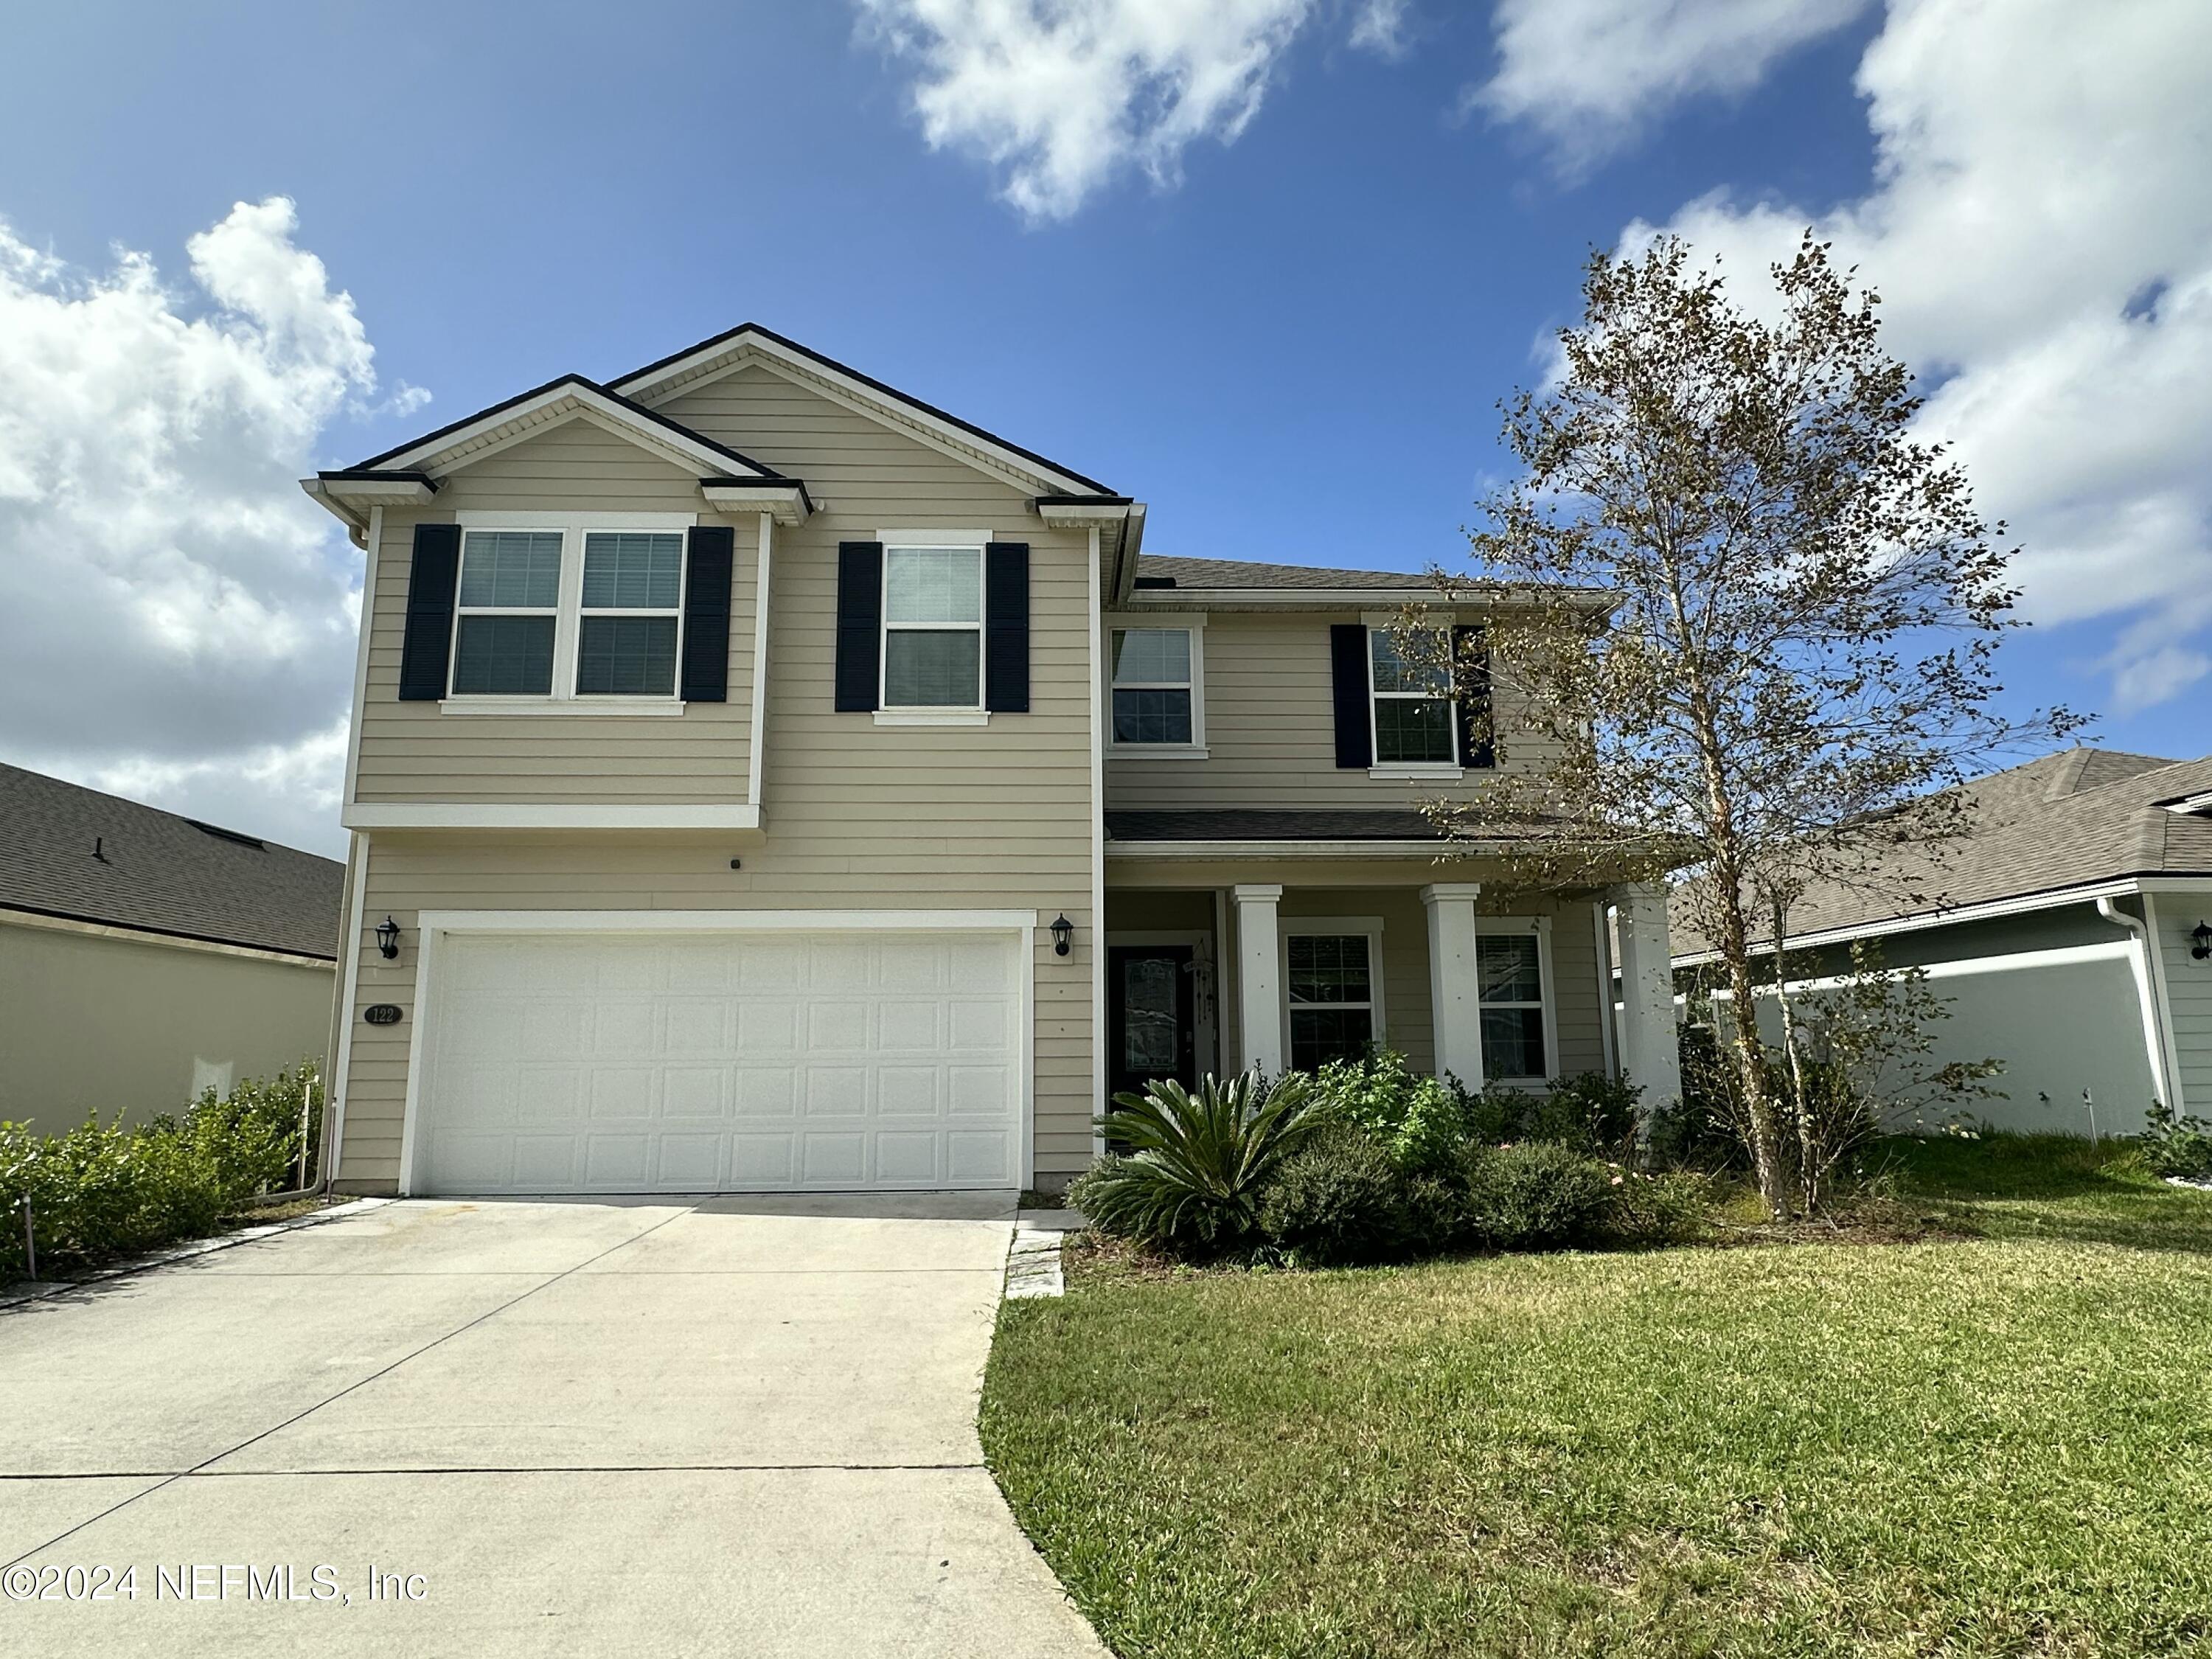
[680,525,734,703]
[984,541,1030,713]
[1329,624,1372,769]
[1454,623,1495,768]
[397,523,462,702]
[834,540,883,712]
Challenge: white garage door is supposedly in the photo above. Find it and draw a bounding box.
[413,929,1023,1194]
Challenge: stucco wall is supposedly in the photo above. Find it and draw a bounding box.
[0,918,333,1130]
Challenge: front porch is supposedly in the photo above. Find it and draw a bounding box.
[1102,855,1683,1112]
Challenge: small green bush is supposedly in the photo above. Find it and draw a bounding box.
[1606,1167,1715,1245]
[0,1061,321,1280]
[1257,1127,1408,1265]
[1459,1141,1617,1251]
[1073,1072,1326,1251]
[1312,1051,1467,1171]
[2139,1101,2212,1181]
[1461,1071,1642,1157]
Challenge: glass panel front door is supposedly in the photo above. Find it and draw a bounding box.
[1108,944,1197,1102]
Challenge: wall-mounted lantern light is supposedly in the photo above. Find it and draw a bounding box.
[1049,914,1074,957]
[375,916,402,960]
[2192,920,2211,961]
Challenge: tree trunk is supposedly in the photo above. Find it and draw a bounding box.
[1769,895,1818,1215]
[1713,877,1791,1220]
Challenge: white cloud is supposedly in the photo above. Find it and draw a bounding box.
[1475,0,1873,170]
[1581,0,2212,717]
[856,0,1320,220]
[0,197,397,857]
[1349,0,1412,58]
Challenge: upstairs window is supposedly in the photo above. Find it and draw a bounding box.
[883,545,983,708]
[452,530,562,695]
[1368,627,1457,767]
[577,532,683,696]
[1110,627,1197,745]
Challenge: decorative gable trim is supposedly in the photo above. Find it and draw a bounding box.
[349,375,785,483]
[607,322,1114,497]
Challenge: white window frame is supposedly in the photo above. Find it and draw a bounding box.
[1279,917,1387,1072]
[1363,615,1462,781]
[875,529,989,726]
[442,511,695,716]
[1104,613,1207,757]
[1475,916,1558,1086]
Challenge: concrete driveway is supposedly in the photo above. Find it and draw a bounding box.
[0,1195,1106,1658]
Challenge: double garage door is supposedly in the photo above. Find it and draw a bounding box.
[412,928,1023,1194]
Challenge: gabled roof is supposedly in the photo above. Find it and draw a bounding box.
[1125,554,1615,611]
[1672,747,2212,957]
[605,321,1116,496]
[0,764,344,960]
[345,375,785,481]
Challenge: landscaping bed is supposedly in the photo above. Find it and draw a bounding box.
[983,1135,2212,1658]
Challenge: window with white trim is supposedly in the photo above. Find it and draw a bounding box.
[1110,627,1198,745]
[1285,931,1378,1071]
[1368,627,1457,767]
[452,530,563,695]
[577,531,684,696]
[1477,931,1548,1081]
[883,544,983,708]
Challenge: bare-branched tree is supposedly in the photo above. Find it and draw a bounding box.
[1417,234,2082,1218]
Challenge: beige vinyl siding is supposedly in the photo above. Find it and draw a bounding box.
[2155,896,2211,1113]
[355,420,756,806]
[336,368,1096,1190]
[1106,610,1554,812]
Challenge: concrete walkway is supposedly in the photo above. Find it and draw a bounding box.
[0,1194,1106,1658]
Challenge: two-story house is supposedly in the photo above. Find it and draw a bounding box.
[304,325,1683,1197]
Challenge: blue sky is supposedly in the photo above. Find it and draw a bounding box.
[0,1,2203,854]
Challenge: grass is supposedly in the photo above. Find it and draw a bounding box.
[981,1135,2212,1658]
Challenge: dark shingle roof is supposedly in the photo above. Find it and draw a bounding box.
[1135,555,1440,591]
[1107,809,1445,842]
[0,765,344,959]
[1673,747,2212,953]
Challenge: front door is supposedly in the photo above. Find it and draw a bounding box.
[1107,944,1197,1104]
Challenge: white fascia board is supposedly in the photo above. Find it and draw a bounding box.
[414,908,1036,933]
[1037,501,1133,528]
[1129,588,1616,613]
[1106,840,1461,860]
[372,382,776,483]
[341,802,762,831]
[1669,877,2149,967]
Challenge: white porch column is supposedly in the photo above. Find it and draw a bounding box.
[1233,883,1284,1077]
[1421,883,1485,1087]
[1611,883,1683,1110]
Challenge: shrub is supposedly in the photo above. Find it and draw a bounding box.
[2140,1101,2212,1181]
[1459,1071,1643,1158]
[1257,1127,1409,1265]
[1647,1026,1751,1172]
[1606,1167,1715,1245]
[1312,1051,1467,1171]
[1459,1141,1616,1251]
[1072,1072,1325,1251]
[0,1061,324,1281]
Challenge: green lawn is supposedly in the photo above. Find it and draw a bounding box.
[981,1138,2212,1658]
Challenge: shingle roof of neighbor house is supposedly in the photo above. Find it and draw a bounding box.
[1673,747,2212,956]
[0,764,344,961]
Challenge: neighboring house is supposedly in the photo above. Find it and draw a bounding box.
[0,765,344,1129]
[302,324,1685,1197]
[1669,748,2212,1137]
